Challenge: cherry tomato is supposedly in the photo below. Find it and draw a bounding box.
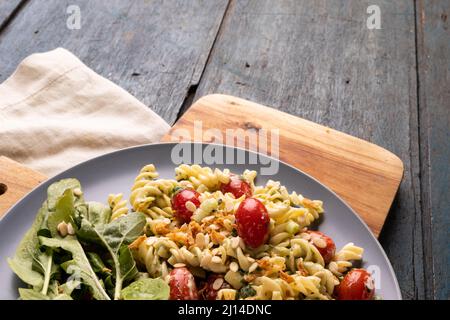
[169,267,199,300]
[335,269,375,300]
[220,175,252,199]
[172,189,201,223]
[199,274,229,300]
[235,198,270,248]
[306,230,336,264]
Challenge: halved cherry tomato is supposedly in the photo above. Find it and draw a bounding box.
[335,269,375,300]
[169,267,199,300]
[220,175,252,199]
[199,274,229,300]
[235,198,270,248]
[306,230,336,264]
[172,189,201,223]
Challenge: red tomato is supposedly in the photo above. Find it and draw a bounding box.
[306,230,336,264]
[172,189,201,223]
[199,274,229,300]
[335,269,375,300]
[235,198,270,248]
[220,175,252,199]
[169,267,199,300]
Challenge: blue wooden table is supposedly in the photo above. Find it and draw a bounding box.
[0,0,448,300]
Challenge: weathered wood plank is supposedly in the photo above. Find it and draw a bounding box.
[416,0,450,300]
[0,0,229,124]
[195,0,422,299]
[0,0,23,28]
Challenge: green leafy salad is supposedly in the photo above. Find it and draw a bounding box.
[8,179,169,300]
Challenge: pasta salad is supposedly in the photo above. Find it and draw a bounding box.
[8,164,376,300]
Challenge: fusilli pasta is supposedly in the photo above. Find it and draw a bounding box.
[126,163,368,300]
[107,193,128,221]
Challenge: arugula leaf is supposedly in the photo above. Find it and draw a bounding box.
[7,204,49,289]
[8,179,84,291]
[121,278,170,300]
[77,212,146,299]
[58,279,82,296]
[47,280,60,297]
[30,247,58,295]
[53,293,73,300]
[9,178,144,301]
[118,244,139,283]
[47,189,77,238]
[47,179,83,211]
[19,288,73,300]
[86,202,111,227]
[19,288,50,300]
[87,252,112,275]
[39,236,110,300]
[8,258,43,289]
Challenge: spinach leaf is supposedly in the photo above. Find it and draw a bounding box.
[39,236,110,300]
[121,278,170,300]
[77,212,146,299]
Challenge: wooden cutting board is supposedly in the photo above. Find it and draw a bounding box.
[0,94,403,237]
[0,156,47,217]
[162,94,404,237]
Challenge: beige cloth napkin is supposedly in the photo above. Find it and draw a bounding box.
[0,48,170,176]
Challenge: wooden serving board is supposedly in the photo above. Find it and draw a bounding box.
[0,94,403,237]
[0,156,47,218]
[162,94,404,237]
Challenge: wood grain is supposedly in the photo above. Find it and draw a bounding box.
[193,0,422,299]
[416,0,450,300]
[0,156,46,219]
[163,94,404,238]
[0,0,229,124]
[0,0,23,30]
[0,0,445,300]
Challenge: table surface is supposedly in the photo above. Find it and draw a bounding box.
[0,0,448,300]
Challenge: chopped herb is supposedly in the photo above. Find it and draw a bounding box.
[239,285,256,299]
[171,186,183,196]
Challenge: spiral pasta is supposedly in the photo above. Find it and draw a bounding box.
[302,261,339,295]
[175,164,230,192]
[107,193,129,221]
[328,243,364,277]
[273,237,325,269]
[126,163,368,300]
[334,243,364,261]
[130,178,178,219]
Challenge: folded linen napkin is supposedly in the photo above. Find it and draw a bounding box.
[0,48,170,176]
